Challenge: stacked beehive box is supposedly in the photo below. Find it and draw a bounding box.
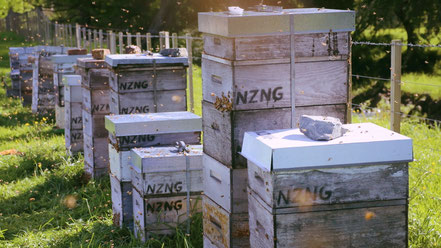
[31,46,72,114]
[198,8,355,247]
[77,56,111,178]
[130,144,203,240]
[241,123,412,247]
[63,75,83,155]
[51,51,91,128]
[8,47,35,105]
[105,54,188,115]
[105,112,202,229]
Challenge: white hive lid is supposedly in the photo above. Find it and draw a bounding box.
[105,53,189,67]
[62,75,81,86]
[105,111,202,136]
[130,145,203,173]
[51,54,92,64]
[241,123,413,171]
[198,8,355,37]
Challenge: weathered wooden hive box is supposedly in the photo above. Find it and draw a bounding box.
[51,53,92,128]
[104,111,202,229]
[77,57,111,178]
[241,123,413,248]
[198,7,355,248]
[105,54,188,115]
[31,46,73,114]
[130,145,203,240]
[9,47,35,105]
[63,75,83,155]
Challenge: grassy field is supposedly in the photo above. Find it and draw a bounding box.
[0,31,440,247]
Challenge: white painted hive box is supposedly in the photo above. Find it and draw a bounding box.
[105,111,202,138]
[241,122,413,171]
[105,54,188,68]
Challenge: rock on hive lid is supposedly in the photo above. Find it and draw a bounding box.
[241,122,413,171]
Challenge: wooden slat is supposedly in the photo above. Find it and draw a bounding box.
[110,174,133,227]
[202,57,348,111]
[83,133,109,172]
[202,195,250,248]
[109,90,186,115]
[109,68,186,93]
[108,131,201,152]
[248,161,408,210]
[82,88,110,115]
[203,154,248,213]
[82,110,108,138]
[203,32,349,61]
[64,102,82,130]
[65,128,83,154]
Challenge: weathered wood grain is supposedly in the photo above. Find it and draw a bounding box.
[108,131,201,151]
[109,90,186,115]
[248,161,408,210]
[109,145,132,182]
[203,154,248,213]
[133,188,202,240]
[84,161,108,178]
[65,129,83,154]
[203,101,346,168]
[203,32,349,61]
[82,110,108,138]
[131,167,203,197]
[202,56,348,111]
[248,189,408,248]
[82,88,111,115]
[83,134,109,175]
[109,67,186,93]
[110,174,133,228]
[64,82,82,103]
[55,105,65,129]
[64,102,82,130]
[202,196,250,248]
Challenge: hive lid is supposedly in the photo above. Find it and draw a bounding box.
[9,47,35,55]
[51,54,92,64]
[241,123,413,171]
[130,145,203,173]
[198,8,355,37]
[105,111,202,136]
[105,53,189,67]
[33,46,74,54]
[76,57,107,69]
[62,75,81,86]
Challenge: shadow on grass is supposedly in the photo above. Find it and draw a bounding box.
[0,168,110,239]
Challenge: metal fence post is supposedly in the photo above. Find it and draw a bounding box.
[391,39,402,133]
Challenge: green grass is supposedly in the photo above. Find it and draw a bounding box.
[353,111,441,247]
[401,73,441,99]
[0,31,203,247]
[0,30,440,247]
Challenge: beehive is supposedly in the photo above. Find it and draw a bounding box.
[63,75,83,155]
[199,7,355,247]
[77,57,111,178]
[9,47,35,105]
[105,111,202,229]
[51,53,91,128]
[31,46,72,114]
[241,123,412,247]
[105,54,188,115]
[130,145,203,240]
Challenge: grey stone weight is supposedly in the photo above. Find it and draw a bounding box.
[299,115,343,141]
